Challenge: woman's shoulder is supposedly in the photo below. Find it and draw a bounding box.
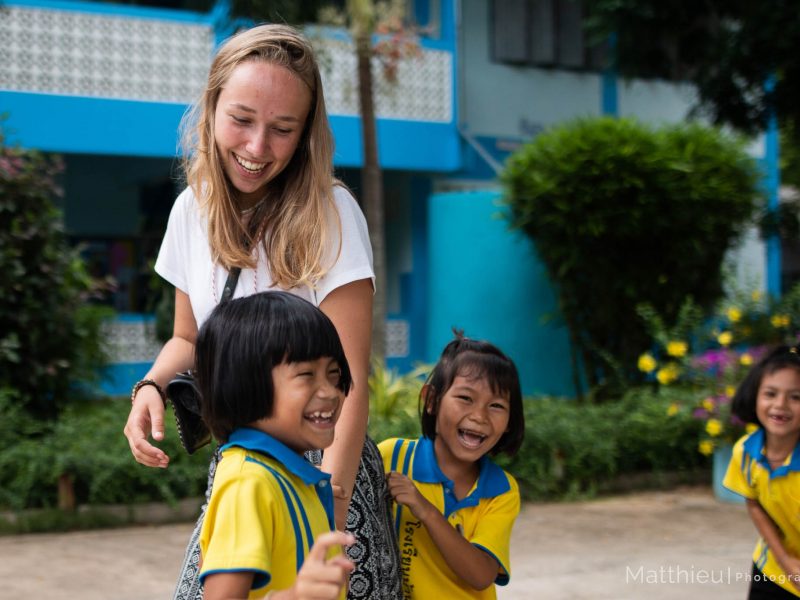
[173,186,200,211]
[331,184,365,223]
[166,186,205,231]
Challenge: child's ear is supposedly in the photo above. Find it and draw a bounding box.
[421,384,434,414]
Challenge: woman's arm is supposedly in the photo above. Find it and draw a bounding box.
[387,472,499,590]
[318,279,373,530]
[123,288,197,468]
[746,499,800,590]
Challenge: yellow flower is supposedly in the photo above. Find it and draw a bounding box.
[740,353,753,366]
[699,440,715,455]
[771,314,790,328]
[726,307,742,323]
[656,363,680,385]
[706,419,723,437]
[717,331,733,346]
[637,353,657,373]
[725,385,736,398]
[745,423,759,434]
[751,290,762,302]
[667,403,680,416]
[701,397,715,411]
[666,340,688,358]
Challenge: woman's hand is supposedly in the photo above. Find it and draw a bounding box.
[124,386,170,468]
[386,472,433,522]
[123,289,196,468]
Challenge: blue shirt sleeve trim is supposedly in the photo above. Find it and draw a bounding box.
[473,543,510,586]
[199,568,271,590]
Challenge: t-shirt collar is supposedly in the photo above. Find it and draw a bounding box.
[222,427,331,487]
[743,427,800,477]
[412,436,510,499]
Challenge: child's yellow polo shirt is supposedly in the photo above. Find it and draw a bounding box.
[199,428,337,598]
[723,429,800,597]
[378,436,520,599]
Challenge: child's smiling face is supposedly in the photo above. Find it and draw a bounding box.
[431,374,510,468]
[255,357,344,453]
[756,367,800,441]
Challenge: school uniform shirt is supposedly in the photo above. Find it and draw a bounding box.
[378,437,520,599]
[198,428,341,599]
[155,185,374,328]
[723,429,800,597]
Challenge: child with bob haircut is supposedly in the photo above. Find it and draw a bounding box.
[195,291,355,600]
[378,332,525,599]
[724,345,800,599]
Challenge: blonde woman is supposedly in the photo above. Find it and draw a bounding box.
[122,24,401,600]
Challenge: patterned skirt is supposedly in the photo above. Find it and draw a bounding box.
[172,436,402,600]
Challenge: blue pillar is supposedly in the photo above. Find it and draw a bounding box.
[765,76,781,297]
[601,34,618,116]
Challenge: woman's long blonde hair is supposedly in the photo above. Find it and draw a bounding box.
[180,24,339,289]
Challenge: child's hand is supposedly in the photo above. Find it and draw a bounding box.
[291,531,354,600]
[387,471,434,522]
[780,555,800,591]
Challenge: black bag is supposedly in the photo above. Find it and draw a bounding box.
[166,267,241,454]
[166,371,210,454]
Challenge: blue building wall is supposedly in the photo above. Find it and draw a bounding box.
[426,189,577,397]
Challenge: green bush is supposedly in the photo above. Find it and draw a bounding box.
[0,370,707,517]
[0,133,112,419]
[0,397,213,510]
[502,117,760,396]
[496,388,708,500]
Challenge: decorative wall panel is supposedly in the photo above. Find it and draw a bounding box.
[0,6,453,122]
[0,5,213,103]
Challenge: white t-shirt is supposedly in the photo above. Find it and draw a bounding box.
[155,185,374,328]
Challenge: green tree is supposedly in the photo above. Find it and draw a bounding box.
[0,132,111,420]
[502,117,760,397]
[584,1,800,142]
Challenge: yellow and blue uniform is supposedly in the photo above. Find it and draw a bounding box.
[723,429,800,597]
[378,437,520,599]
[199,428,338,598]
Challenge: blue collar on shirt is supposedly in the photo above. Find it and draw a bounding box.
[222,427,332,488]
[412,436,510,516]
[742,428,800,478]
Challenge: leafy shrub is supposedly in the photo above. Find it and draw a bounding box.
[0,133,112,419]
[502,117,760,397]
[635,283,800,456]
[496,388,707,500]
[367,360,426,443]
[0,397,213,510]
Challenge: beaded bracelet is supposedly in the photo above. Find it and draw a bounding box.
[130,379,166,407]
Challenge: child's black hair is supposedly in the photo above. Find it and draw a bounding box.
[732,344,800,426]
[195,291,352,442]
[421,331,524,457]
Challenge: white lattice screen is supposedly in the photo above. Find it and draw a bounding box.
[386,319,410,358]
[102,320,162,364]
[0,5,213,103]
[317,38,452,123]
[0,5,452,122]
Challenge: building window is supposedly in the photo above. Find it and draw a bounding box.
[491,0,606,70]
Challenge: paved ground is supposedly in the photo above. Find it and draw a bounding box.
[0,486,757,599]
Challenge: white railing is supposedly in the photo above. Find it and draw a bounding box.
[0,4,452,123]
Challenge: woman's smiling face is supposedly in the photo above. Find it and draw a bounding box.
[213,60,311,208]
